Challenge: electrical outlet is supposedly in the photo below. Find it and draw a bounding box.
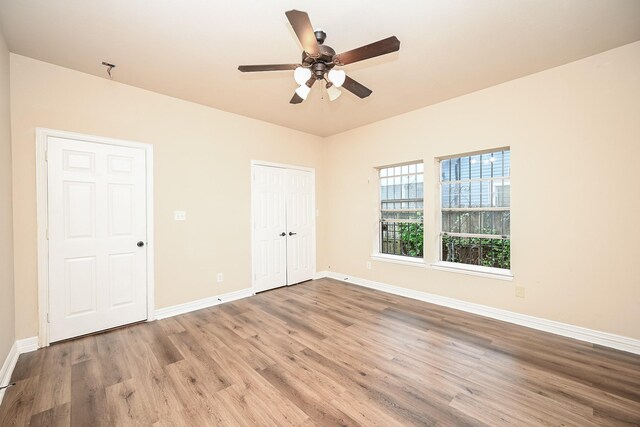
[174,211,186,221]
[515,286,525,298]
[366,261,372,270]
[216,273,224,283]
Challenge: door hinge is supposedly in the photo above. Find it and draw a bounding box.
[46,228,49,240]
[44,150,48,162]
[46,313,50,323]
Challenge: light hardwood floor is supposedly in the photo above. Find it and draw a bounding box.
[1,278,639,426]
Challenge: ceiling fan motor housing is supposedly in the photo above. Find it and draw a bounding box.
[302,43,336,79]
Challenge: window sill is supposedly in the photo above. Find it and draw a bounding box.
[430,261,513,281]
[371,253,425,268]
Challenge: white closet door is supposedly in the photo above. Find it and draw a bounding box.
[252,165,288,292]
[285,169,314,285]
[48,137,148,342]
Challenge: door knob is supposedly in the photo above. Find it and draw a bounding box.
[137,241,145,247]
[280,232,286,237]
[289,232,297,236]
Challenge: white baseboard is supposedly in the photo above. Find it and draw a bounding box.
[16,337,38,354]
[0,336,38,405]
[317,271,640,355]
[154,288,254,320]
[0,342,18,406]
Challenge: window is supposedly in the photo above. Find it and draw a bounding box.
[440,149,510,269]
[379,162,424,258]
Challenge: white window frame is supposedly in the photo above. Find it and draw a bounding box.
[431,148,513,280]
[372,161,425,266]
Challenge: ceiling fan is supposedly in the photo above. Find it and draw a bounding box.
[238,10,400,104]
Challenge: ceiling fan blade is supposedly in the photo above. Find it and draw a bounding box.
[333,36,400,66]
[285,10,320,57]
[342,75,373,98]
[290,93,304,104]
[238,64,299,72]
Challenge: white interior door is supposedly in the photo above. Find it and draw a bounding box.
[252,164,315,292]
[47,136,148,342]
[252,165,287,292]
[286,169,314,285]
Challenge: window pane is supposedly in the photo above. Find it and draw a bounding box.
[492,151,504,177]
[469,211,481,234]
[459,212,471,234]
[441,159,450,181]
[459,184,470,208]
[469,181,481,207]
[481,211,493,234]
[504,150,511,177]
[470,155,481,179]
[442,211,450,232]
[480,180,491,208]
[378,161,424,259]
[401,175,409,198]
[460,156,470,180]
[502,211,511,236]
[481,154,493,178]
[441,184,450,208]
[439,149,511,269]
[442,236,510,269]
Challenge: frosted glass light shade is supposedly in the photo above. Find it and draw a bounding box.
[328,69,346,87]
[294,67,312,85]
[295,84,311,100]
[327,85,342,101]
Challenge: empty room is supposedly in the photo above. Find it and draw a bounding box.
[1,1,639,425]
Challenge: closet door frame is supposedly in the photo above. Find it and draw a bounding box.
[250,160,316,293]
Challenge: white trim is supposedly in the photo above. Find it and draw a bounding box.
[371,253,425,268]
[16,337,38,354]
[35,128,155,347]
[0,337,39,405]
[0,342,18,405]
[430,261,513,281]
[320,271,640,355]
[313,271,329,280]
[154,288,254,320]
[250,160,317,294]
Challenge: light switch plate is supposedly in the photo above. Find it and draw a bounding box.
[174,211,187,221]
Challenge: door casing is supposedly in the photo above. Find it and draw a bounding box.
[36,128,155,348]
[250,160,317,293]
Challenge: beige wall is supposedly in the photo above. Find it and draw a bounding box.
[7,42,640,344]
[10,54,325,340]
[0,26,15,361]
[323,41,640,340]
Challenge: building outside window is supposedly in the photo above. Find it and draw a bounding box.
[440,149,510,269]
[379,162,424,258]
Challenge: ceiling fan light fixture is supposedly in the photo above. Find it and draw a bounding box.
[327,84,342,101]
[294,66,312,85]
[295,84,311,100]
[328,69,346,87]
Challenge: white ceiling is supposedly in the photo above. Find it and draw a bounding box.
[1,1,639,136]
